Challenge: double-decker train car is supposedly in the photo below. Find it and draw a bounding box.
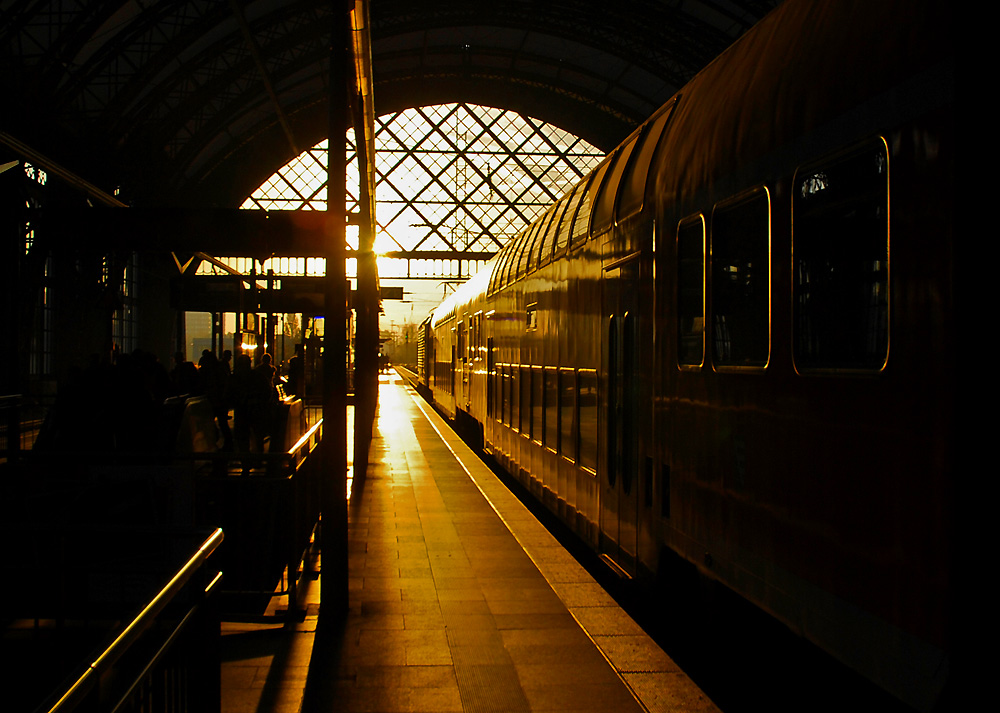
[420,1,953,709]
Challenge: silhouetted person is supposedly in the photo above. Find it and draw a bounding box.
[287,344,304,398]
[232,354,275,453]
[255,352,276,393]
[170,351,197,396]
[198,351,232,450]
[231,355,253,452]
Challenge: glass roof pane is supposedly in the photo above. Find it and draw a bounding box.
[243,103,604,261]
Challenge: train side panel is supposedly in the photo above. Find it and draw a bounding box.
[423,1,952,709]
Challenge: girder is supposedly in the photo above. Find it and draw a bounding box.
[240,102,603,278]
[1,0,778,208]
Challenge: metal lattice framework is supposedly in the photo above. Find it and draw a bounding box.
[240,102,604,278]
[1,1,779,207]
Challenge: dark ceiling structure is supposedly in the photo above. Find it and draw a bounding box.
[1,0,779,208]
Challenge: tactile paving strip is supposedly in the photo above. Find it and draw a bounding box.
[454,663,531,713]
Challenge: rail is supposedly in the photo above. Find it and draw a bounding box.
[194,416,323,618]
[0,393,49,457]
[41,528,224,713]
[3,396,324,622]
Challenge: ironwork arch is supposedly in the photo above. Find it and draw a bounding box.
[239,102,604,280]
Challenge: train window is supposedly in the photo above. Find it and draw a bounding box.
[498,360,505,422]
[533,366,544,444]
[544,367,559,450]
[490,246,505,293]
[520,365,531,435]
[607,316,618,488]
[504,239,522,285]
[577,159,612,245]
[523,218,543,275]
[517,222,541,279]
[559,368,577,462]
[473,313,482,360]
[532,209,553,271]
[710,188,771,368]
[792,140,889,371]
[565,173,595,252]
[488,252,504,294]
[507,364,521,431]
[578,369,599,474]
[450,342,457,394]
[592,138,637,236]
[621,312,635,496]
[526,303,538,331]
[537,204,562,269]
[502,233,520,286]
[527,209,548,274]
[618,99,677,222]
[677,216,706,367]
[553,188,578,257]
[502,230,527,287]
[502,365,511,426]
[487,338,495,417]
[496,245,511,290]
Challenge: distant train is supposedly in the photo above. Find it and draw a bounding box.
[416,1,953,710]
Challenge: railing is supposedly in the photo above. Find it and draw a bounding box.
[198,417,323,618]
[2,393,325,622]
[38,528,224,713]
[0,393,49,457]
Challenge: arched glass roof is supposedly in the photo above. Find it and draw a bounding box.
[237,102,604,279]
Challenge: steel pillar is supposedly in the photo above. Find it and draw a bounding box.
[320,2,351,616]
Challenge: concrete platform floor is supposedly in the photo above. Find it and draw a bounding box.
[220,373,719,713]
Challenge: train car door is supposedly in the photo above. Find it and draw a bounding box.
[601,258,640,575]
[458,319,470,410]
[450,326,457,403]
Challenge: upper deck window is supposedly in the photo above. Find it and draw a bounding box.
[711,188,771,369]
[793,140,889,371]
[677,215,706,368]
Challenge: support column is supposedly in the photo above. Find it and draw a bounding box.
[350,0,379,478]
[266,267,276,364]
[1,163,21,396]
[320,4,351,616]
[352,130,378,477]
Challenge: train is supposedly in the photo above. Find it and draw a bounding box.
[415,1,953,710]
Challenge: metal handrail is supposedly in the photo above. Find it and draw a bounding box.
[45,528,225,713]
[288,418,323,456]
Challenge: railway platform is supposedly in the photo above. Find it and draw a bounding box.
[220,371,717,713]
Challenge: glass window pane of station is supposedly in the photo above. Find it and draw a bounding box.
[711,188,771,368]
[677,216,706,367]
[793,140,889,371]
